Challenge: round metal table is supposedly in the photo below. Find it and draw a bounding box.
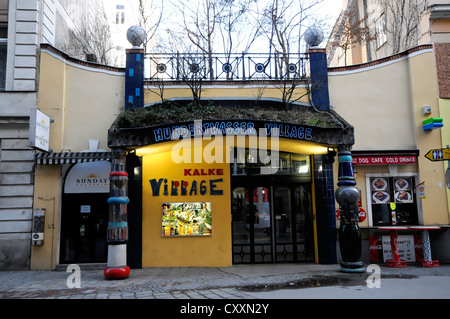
[378,226,409,267]
[408,226,441,267]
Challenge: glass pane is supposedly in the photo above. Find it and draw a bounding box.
[294,186,314,261]
[232,187,249,244]
[232,187,250,263]
[274,187,293,262]
[253,187,272,262]
[291,154,310,175]
[0,41,7,90]
[274,187,292,243]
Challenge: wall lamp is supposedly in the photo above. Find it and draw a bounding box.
[127,150,142,168]
[323,147,337,164]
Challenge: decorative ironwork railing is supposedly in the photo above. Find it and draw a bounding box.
[144,52,309,81]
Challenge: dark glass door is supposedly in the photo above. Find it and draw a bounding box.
[60,193,109,263]
[232,182,314,264]
[232,186,273,263]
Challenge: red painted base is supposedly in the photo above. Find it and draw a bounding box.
[386,260,407,268]
[418,260,439,267]
[104,266,130,280]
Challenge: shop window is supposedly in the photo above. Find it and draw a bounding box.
[0,24,7,90]
[116,5,125,25]
[231,148,310,178]
[375,14,387,49]
[368,175,419,226]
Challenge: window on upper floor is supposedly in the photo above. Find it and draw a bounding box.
[0,0,7,90]
[375,14,387,49]
[0,24,7,90]
[116,5,125,25]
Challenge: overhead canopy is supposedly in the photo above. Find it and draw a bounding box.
[107,99,355,149]
[35,152,111,165]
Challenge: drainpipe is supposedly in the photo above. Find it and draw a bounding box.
[335,148,365,273]
[104,148,130,279]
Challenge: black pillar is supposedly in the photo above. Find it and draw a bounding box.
[335,149,365,273]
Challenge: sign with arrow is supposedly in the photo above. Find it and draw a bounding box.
[425,148,450,161]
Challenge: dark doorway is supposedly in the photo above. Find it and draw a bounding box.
[60,192,109,264]
[230,150,315,264]
[231,182,314,264]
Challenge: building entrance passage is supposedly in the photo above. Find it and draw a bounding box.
[59,161,111,264]
[231,183,314,264]
[60,193,109,263]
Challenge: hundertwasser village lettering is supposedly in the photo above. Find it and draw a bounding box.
[152,120,314,143]
[149,168,224,196]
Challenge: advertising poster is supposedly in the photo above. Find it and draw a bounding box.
[382,234,415,262]
[393,178,413,203]
[369,235,419,262]
[162,202,212,237]
[371,177,390,203]
[29,108,51,152]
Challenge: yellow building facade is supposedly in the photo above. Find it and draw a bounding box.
[30,43,450,271]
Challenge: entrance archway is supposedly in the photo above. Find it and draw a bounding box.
[231,151,315,264]
[60,161,110,264]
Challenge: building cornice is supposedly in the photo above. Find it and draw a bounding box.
[40,43,125,75]
[328,44,434,75]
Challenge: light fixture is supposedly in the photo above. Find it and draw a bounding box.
[323,147,337,164]
[127,150,142,168]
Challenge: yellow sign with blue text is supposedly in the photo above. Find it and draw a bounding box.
[425,148,450,161]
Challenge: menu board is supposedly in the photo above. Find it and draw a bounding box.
[370,177,414,204]
[393,177,413,203]
[162,202,212,237]
[370,177,390,204]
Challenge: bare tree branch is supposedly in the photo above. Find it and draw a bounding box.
[377,0,428,54]
[137,0,164,53]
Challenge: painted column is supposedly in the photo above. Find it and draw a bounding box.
[104,148,130,279]
[335,149,365,273]
[308,48,330,111]
[125,48,145,110]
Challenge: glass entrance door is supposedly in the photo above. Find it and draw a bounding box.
[232,183,314,264]
[60,193,109,263]
[273,185,314,262]
[232,186,272,263]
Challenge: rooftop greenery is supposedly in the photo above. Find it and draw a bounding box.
[116,100,343,129]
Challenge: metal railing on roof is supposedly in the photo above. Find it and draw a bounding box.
[144,52,309,82]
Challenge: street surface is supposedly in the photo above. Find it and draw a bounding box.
[0,263,448,316]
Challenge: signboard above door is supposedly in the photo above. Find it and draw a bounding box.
[64,160,111,193]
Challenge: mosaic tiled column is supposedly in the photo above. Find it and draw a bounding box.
[104,149,130,279]
[335,150,365,273]
[125,48,144,110]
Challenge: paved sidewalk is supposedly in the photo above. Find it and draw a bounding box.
[0,263,449,299]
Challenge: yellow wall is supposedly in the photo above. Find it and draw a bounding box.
[329,59,415,151]
[138,137,329,267]
[329,47,449,226]
[144,84,310,106]
[30,166,61,270]
[37,50,124,153]
[31,50,125,270]
[408,50,448,225]
[439,98,450,214]
[140,140,232,267]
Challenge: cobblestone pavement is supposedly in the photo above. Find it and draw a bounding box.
[1,263,450,300]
